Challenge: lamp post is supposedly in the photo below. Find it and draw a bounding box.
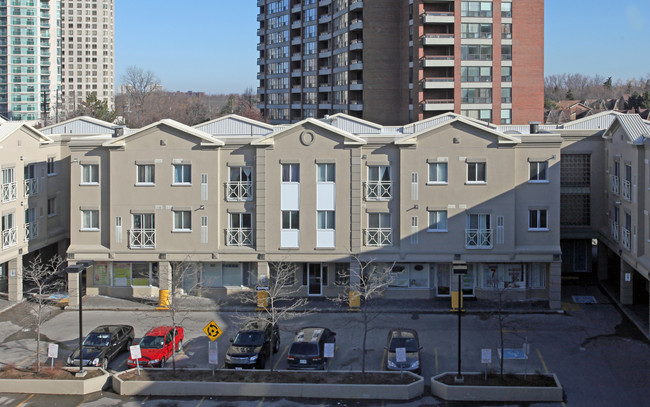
[65,260,93,377]
[453,259,468,383]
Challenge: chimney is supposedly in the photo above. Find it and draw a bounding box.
[529,122,540,134]
[113,127,124,138]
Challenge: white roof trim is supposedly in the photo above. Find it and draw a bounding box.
[251,117,366,145]
[103,118,223,147]
[194,113,275,130]
[0,122,52,144]
[395,115,520,145]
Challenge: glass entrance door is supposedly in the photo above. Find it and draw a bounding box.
[308,263,322,296]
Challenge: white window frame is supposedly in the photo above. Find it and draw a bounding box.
[81,164,99,185]
[528,209,548,231]
[317,210,335,230]
[173,164,191,185]
[317,163,335,183]
[427,210,448,232]
[428,162,448,184]
[136,164,155,185]
[282,210,300,230]
[467,162,486,183]
[366,165,392,200]
[47,156,56,175]
[281,163,300,182]
[173,210,192,232]
[529,161,548,183]
[227,213,253,246]
[47,197,56,217]
[81,209,99,230]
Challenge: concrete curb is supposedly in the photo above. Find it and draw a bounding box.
[0,298,25,315]
[599,283,650,343]
[0,368,111,395]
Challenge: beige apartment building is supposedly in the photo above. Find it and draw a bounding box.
[62,113,563,308]
[0,122,69,301]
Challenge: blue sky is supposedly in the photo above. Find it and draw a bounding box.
[116,0,649,94]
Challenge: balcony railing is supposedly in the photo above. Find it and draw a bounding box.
[610,221,619,242]
[365,181,392,200]
[24,222,36,241]
[365,228,392,247]
[610,174,619,195]
[226,182,253,201]
[226,228,253,246]
[129,229,156,249]
[24,177,37,197]
[621,227,631,250]
[2,227,16,248]
[465,229,493,249]
[622,179,631,201]
[1,182,16,202]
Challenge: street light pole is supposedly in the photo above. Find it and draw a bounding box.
[66,261,93,377]
[453,259,467,384]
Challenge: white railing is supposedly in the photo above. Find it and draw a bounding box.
[621,227,631,250]
[365,181,392,200]
[24,222,37,241]
[2,227,16,248]
[365,228,392,246]
[609,174,619,195]
[465,229,493,249]
[622,179,631,201]
[129,229,156,249]
[226,228,253,246]
[24,178,37,197]
[226,182,253,201]
[610,221,619,242]
[1,182,16,202]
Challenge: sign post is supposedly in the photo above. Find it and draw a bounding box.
[203,320,223,375]
[395,347,407,378]
[129,344,142,375]
[481,348,492,381]
[324,342,335,373]
[47,343,58,371]
[453,260,467,383]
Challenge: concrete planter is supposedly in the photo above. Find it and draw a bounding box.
[431,372,563,402]
[113,369,424,400]
[0,368,110,395]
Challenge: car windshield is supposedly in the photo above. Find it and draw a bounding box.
[389,337,418,352]
[289,342,319,356]
[139,335,165,349]
[83,332,111,347]
[233,332,264,347]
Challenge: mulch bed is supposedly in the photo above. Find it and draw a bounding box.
[437,373,557,387]
[0,367,104,380]
[120,369,419,385]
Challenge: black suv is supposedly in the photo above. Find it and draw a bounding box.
[225,320,280,369]
[67,325,135,369]
[287,327,336,370]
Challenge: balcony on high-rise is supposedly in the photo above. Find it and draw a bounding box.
[422,33,454,46]
[422,11,454,24]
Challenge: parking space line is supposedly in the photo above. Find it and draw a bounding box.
[177,344,190,359]
[74,396,86,407]
[14,394,34,407]
[435,347,439,375]
[194,396,205,407]
[536,348,549,373]
[273,345,288,370]
[256,396,265,407]
[16,345,47,367]
[141,395,150,404]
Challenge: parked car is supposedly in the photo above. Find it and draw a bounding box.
[67,325,135,369]
[127,326,184,368]
[225,320,280,369]
[287,327,336,370]
[385,328,421,374]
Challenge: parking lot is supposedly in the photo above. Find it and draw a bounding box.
[0,283,649,406]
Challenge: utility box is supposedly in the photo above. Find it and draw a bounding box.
[451,290,463,311]
[257,290,269,309]
[349,290,360,309]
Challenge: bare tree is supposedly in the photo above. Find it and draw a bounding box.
[234,260,310,372]
[121,66,160,127]
[22,254,65,373]
[332,255,394,373]
[487,277,525,378]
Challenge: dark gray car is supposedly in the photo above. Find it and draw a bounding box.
[225,320,280,369]
[385,328,421,374]
[67,325,134,369]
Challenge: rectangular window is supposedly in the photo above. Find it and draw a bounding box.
[281,163,300,182]
[367,165,391,200]
[501,44,512,60]
[228,167,252,201]
[228,213,252,246]
[47,197,56,216]
[529,161,548,182]
[529,209,548,230]
[317,163,335,182]
[428,162,448,183]
[461,45,492,61]
[81,209,99,230]
[501,66,512,82]
[501,88,512,103]
[460,66,492,82]
[461,23,492,39]
[461,88,492,104]
[501,2,512,17]
[173,164,191,184]
[501,23,512,39]
[467,162,486,183]
[81,163,99,184]
[501,109,512,124]
[466,214,492,248]
[366,213,392,246]
[282,210,299,229]
[47,156,55,174]
[137,164,155,184]
[460,1,492,17]
[317,210,335,229]
[173,210,191,231]
[428,210,448,232]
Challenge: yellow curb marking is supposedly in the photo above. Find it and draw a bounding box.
[14,394,34,407]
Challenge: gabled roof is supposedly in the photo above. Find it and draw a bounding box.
[395,115,520,145]
[40,115,122,135]
[0,122,52,144]
[103,119,223,147]
[251,118,366,146]
[559,110,625,130]
[323,113,385,133]
[193,114,275,137]
[603,114,650,145]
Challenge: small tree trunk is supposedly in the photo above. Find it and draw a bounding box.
[362,312,368,374]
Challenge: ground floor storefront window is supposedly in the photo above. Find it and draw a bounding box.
[479,263,547,289]
[199,262,257,289]
[92,261,159,287]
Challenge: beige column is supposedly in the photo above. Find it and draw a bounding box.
[619,260,634,305]
[596,242,609,281]
[67,268,81,308]
[158,261,172,291]
[548,261,562,310]
[8,256,23,302]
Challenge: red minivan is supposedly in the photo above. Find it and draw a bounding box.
[127,326,184,368]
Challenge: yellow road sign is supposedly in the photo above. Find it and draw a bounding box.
[203,320,223,341]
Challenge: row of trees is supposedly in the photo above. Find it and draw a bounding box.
[545,73,650,102]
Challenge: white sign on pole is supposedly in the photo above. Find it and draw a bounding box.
[481,348,492,364]
[129,344,142,360]
[625,272,631,282]
[395,347,407,363]
[208,341,219,365]
[47,343,59,359]
[324,343,335,358]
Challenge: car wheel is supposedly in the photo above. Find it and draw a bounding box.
[124,339,132,352]
[176,340,183,352]
[273,338,280,353]
[101,358,108,370]
[257,355,265,369]
[322,359,328,371]
[160,357,166,368]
